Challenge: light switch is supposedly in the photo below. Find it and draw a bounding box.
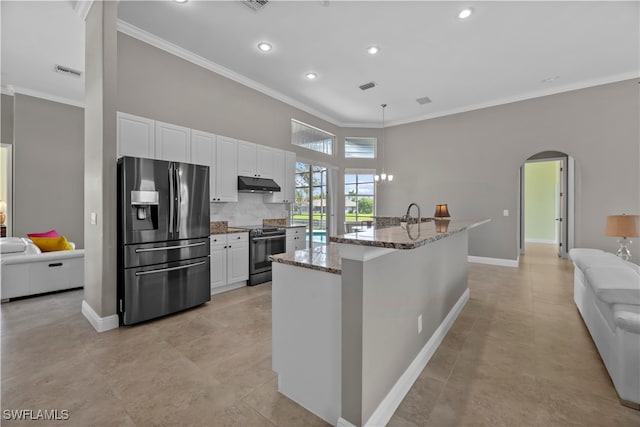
[90,212,97,225]
[503,210,509,217]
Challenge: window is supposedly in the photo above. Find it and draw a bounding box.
[345,137,376,159]
[291,119,334,155]
[345,169,375,224]
[292,162,329,247]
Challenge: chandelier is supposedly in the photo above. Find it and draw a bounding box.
[374,103,393,183]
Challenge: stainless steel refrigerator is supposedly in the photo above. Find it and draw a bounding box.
[117,156,210,325]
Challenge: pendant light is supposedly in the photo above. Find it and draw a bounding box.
[375,103,393,183]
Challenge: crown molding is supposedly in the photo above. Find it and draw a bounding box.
[74,0,95,21]
[1,86,15,96]
[5,86,85,108]
[116,19,343,127]
[384,72,640,128]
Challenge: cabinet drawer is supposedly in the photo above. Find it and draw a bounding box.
[226,232,248,243]
[286,227,305,237]
[210,234,227,246]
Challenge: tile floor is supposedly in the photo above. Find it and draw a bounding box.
[1,243,639,426]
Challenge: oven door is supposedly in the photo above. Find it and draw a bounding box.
[250,235,286,274]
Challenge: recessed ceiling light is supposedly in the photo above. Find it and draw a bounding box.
[367,46,380,55]
[458,8,473,19]
[175,0,188,3]
[257,42,272,52]
[305,72,318,80]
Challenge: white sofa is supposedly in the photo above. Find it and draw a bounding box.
[1,237,84,301]
[570,248,640,409]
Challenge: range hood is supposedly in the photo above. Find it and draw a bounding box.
[237,176,281,193]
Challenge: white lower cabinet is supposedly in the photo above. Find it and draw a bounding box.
[210,233,249,295]
[286,227,306,252]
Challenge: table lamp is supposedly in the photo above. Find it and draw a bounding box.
[434,204,451,233]
[605,214,639,261]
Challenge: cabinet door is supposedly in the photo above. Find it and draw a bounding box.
[191,130,216,203]
[227,237,249,283]
[117,112,155,159]
[210,240,227,291]
[256,145,276,179]
[284,151,296,203]
[294,236,307,251]
[265,149,285,203]
[155,121,191,162]
[216,136,239,202]
[237,140,257,177]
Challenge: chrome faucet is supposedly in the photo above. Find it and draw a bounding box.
[404,202,421,225]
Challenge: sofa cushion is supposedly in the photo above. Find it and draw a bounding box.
[572,252,620,272]
[30,236,73,252]
[614,305,640,334]
[27,229,60,238]
[585,266,640,306]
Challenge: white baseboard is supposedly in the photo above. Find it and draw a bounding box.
[362,289,470,427]
[82,300,119,333]
[525,238,558,244]
[468,255,519,268]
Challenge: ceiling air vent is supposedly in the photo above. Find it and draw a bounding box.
[359,82,376,91]
[416,96,432,105]
[54,64,82,78]
[242,0,269,11]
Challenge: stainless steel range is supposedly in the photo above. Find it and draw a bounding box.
[246,225,286,285]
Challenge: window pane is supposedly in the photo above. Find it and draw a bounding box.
[358,182,374,195]
[358,174,374,183]
[345,183,356,195]
[345,137,376,159]
[345,174,357,185]
[292,120,334,155]
[356,196,375,218]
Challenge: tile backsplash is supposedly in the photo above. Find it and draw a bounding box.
[210,193,289,226]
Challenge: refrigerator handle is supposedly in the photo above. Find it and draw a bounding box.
[176,164,181,235]
[168,163,175,238]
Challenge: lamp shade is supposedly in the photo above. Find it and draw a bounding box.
[434,204,451,218]
[605,214,639,238]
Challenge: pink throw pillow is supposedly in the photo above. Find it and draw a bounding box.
[27,229,60,238]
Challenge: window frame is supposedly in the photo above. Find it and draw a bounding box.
[344,168,376,224]
[344,137,377,159]
[291,119,335,156]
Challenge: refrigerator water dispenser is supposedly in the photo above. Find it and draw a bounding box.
[130,190,159,230]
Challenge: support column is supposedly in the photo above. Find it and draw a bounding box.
[82,0,119,332]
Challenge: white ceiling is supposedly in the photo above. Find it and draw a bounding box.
[2,1,639,126]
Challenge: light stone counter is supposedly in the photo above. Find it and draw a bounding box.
[330,219,490,249]
[270,243,341,275]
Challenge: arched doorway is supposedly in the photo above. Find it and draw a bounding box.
[519,151,575,258]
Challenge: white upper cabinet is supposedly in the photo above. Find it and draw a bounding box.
[155,121,191,163]
[266,150,296,204]
[215,136,239,202]
[237,140,257,177]
[238,140,276,179]
[256,145,276,179]
[117,112,155,159]
[190,131,238,203]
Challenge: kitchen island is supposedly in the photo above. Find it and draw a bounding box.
[270,219,489,427]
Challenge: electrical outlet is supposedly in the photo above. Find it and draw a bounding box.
[503,209,509,217]
[418,315,423,334]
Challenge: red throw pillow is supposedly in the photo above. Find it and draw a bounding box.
[27,229,59,238]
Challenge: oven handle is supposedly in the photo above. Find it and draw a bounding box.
[135,242,206,253]
[135,261,206,276]
[252,236,286,242]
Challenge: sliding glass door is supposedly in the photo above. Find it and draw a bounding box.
[292,162,329,248]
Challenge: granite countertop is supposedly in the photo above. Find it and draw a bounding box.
[226,227,249,234]
[329,219,490,250]
[270,243,342,275]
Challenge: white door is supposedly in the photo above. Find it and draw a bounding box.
[155,121,191,162]
[237,140,257,177]
[210,239,227,291]
[256,145,275,179]
[227,237,249,283]
[117,112,155,159]
[216,136,239,202]
[191,130,216,201]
